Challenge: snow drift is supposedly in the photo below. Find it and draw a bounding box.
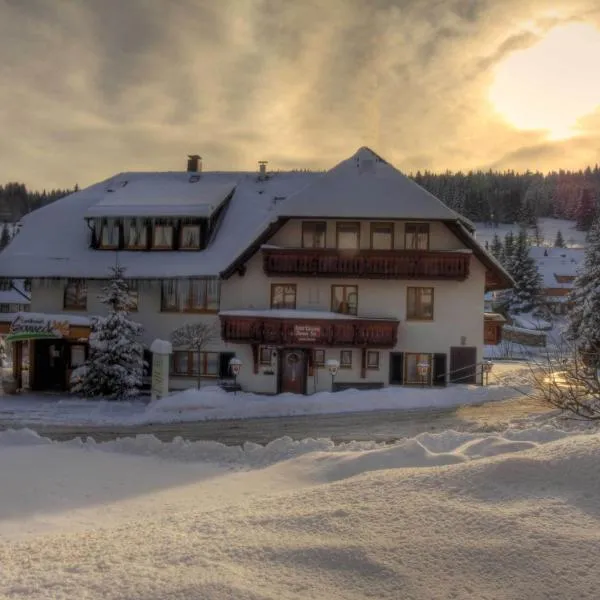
[1,427,599,600]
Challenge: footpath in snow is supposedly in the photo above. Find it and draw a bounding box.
[0,372,530,427]
[0,425,599,599]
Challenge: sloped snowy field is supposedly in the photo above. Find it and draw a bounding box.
[1,426,599,599]
[474,217,586,247]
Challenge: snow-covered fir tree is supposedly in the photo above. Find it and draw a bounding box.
[71,266,145,399]
[566,218,600,360]
[507,229,542,314]
[490,233,504,262]
[503,231,515,272]
[574,187,597,231]
[554,229,565,248]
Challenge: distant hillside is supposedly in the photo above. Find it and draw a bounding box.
[5,163,600,227]
[413,166,600,226]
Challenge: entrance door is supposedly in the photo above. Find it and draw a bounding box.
[449,346,477,384]
[280,349,306,394]
[389,352,404,385]
[33,339,67,391]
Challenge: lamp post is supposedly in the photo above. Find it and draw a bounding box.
[482,360,493,386]
[417,361,430,388]
[229,357,242,395]
[326,359,340,393]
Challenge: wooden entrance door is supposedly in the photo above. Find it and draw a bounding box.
[280,349,306,394]
[449,346,477,384]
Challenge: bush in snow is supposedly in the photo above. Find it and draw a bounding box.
[527,341,600,421]
[71,266,145,400]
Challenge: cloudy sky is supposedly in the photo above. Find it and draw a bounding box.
[1,0,600,189]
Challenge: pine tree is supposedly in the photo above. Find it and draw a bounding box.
[566,218,600,360]
[508,229,542,314]
[490,233,504,263]
[71,266,145,399]
[0,224,11,250]
[574,187,597,231]
[503,231,515,271]
[554,230,565,248]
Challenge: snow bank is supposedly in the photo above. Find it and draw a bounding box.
[139,383,516,424]
[0,424,578,471]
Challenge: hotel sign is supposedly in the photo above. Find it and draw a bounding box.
[293,324,321,343]
[8,315,70,341]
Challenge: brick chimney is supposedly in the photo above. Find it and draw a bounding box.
[187,155,202,173]
[258,160,268,179]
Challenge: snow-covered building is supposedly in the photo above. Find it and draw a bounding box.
[530,247,583,315]
[0,148,512,393]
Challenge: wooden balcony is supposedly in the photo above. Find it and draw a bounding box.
[262,248,471,280]
[220,313,399,348]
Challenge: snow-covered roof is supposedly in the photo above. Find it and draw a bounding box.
[0,171,315,279]
[0,280,30,305]
[530,247,584,289]
[277,147,472,227]
[0,147,507,283]
[84,173,237,218]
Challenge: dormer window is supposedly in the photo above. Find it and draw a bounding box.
[100,219,120,249]
[126,219,147,250]
[152,223,173,249]
[180,224,201,249]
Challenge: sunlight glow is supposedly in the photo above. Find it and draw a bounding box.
[489,23,600,140]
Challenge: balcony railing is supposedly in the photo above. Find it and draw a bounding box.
[220,314,399,348]
[262,248,471,280]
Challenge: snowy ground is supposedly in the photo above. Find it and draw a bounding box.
[0,363,529,428]
[1,424,600,599]
[474,217,586,247]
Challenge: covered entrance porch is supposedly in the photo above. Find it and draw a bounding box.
[0,312,91,393]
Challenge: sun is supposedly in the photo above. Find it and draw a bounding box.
[489,22,600,140]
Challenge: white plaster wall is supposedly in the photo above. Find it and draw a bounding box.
[269,219,462,250]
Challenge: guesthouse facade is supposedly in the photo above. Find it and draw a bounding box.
[0,148,512,393]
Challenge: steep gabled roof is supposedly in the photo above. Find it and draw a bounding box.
[278,147,473,229]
